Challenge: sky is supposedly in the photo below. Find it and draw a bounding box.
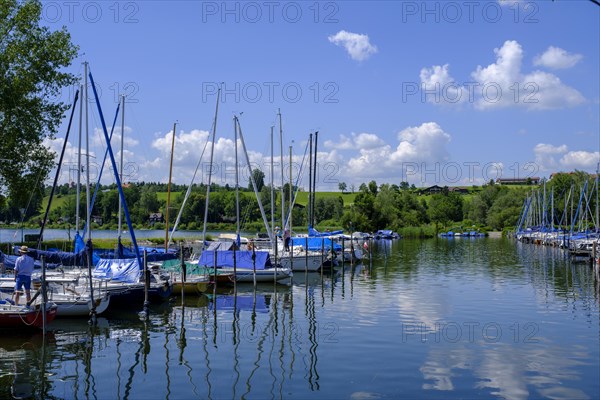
[41,0,600,190]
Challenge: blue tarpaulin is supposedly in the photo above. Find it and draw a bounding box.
[290,237,341,251]
[308,227,343,237]
[93,258,141,283]
[198,250,271,270]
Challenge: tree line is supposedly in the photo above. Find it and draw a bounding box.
[2,168,597,237]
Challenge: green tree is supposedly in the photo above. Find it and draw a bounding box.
[0,0,79,214]
[338,182,347,192]
[374,184,398,227]
[428,192,464,232]
[249,168,265,192]
[368,180,378,196]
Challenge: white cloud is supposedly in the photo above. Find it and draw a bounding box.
[533,46,582,69]
[559,151,600,169]
[324,132,385,150]
[393,122,451,162]
[343,122,452,184]
[328,30,378,61]
[324,135,355,150]
[419,40,585,110]
[533,143,599,172]
[419,64,465,105]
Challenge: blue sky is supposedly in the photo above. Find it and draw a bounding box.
[43,0,600,190]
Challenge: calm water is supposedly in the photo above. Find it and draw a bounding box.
[1,238,598,399]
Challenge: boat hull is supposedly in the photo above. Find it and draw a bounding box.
[277,254,323,271]
[0,304,58,329]
[52,293,111,317]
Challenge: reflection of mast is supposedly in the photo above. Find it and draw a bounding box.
[242,290,275,398]
[124,324,146,399]
[177,305,200,396]
[82,326,98,398]
[201,307,213,399]
[268,288,279,398]
[306,282,320,390]
[232,292,240,399]
[164,312,172,399]
[116,337,122,398]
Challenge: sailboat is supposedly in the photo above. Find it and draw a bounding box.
[190,114,292,284]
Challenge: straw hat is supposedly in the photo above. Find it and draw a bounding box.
[19,245,29,254]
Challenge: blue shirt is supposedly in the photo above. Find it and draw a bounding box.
[14,254,35,276]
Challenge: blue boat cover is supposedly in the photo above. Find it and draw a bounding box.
[308,227,344,237]
[198,250,271,270]
[1,253,61,270]
[93,258,141,283]
[15,242,90,267]
[291,237,342,251]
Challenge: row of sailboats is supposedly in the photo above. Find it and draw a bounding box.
[2,64,177,328]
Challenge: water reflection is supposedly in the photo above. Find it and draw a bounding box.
[0,238,597,399]
[0,332,50,399]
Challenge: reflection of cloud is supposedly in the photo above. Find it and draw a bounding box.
[422,342,592,400]
[421,347,474,391]
[475,347,529,400]
[396,284,448,330]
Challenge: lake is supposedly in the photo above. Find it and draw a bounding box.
[1,238,598,399]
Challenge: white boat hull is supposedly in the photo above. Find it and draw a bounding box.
[52,292,111,317]
[276,254,323,271]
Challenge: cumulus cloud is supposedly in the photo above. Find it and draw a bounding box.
[533,143,599,171]
[419,40,585,110]
[559,151,600,169]
[419,64,465,105]
[324,132,386,151]
[343,122,452,183]
[533,46,582,69]
[328,30,378,61]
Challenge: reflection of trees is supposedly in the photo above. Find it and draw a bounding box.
[364,238,596,307]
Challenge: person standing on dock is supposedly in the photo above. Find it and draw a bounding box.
[14,246,34,306]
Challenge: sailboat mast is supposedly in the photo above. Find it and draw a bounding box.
[270,126,275,237]
[596,163,600,233]
[289,144,293,234]
[312,131,318,227]
[308,133,313,229]
[237,119,273,240]
[278,109,285,229]
[76,83,83,233]
[201,88,221,246]
[84,62,91,241]
[118,94,125,239]
[165,121,177,251]
[235,117,240,241]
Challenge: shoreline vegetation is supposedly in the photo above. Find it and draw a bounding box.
[1,171,595,248]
